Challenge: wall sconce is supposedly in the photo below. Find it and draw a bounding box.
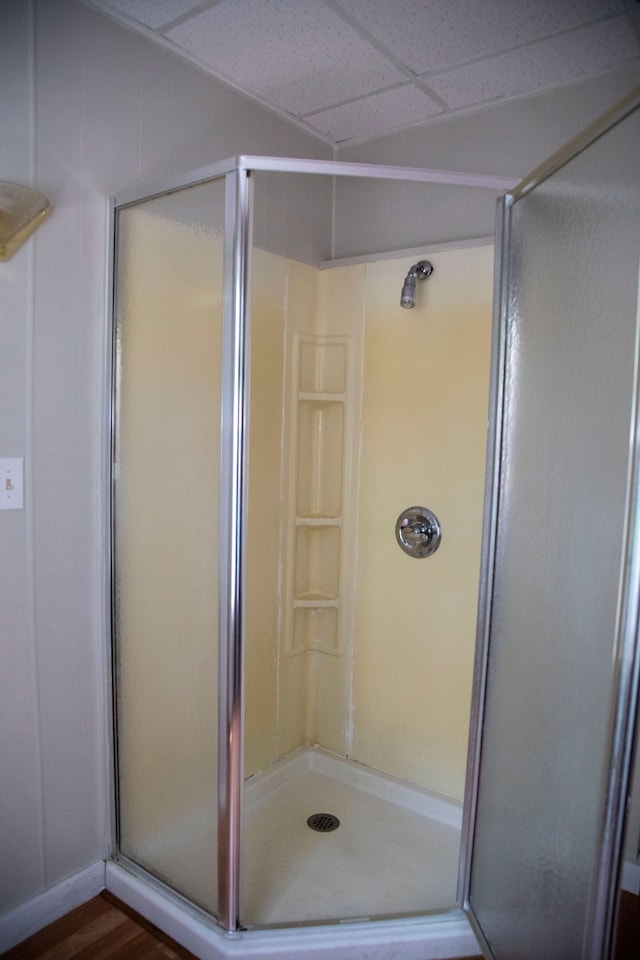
[0,181,52,261]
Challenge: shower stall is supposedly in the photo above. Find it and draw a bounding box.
[108,89,640,960]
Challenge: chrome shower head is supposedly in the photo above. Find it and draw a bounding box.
[400,260,433,309]
[400,274,417,309]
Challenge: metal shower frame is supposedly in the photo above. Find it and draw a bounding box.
[109,154,519,933]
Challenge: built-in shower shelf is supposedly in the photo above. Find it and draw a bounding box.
[298,392,346,404]
[285,334,352,659]
[294,595,339,605]
[291,605,339,656]
[296,515,342,524]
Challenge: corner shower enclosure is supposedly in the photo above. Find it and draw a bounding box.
[110,155,512,937]
[109,90,640,960]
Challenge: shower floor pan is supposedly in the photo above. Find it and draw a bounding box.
[242,746,462,927]
[107,749,479,958]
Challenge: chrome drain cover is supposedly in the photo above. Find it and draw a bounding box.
[307,812,340,833]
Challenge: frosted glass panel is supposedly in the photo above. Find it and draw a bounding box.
[467,106,640,957]
[114,179,225,914]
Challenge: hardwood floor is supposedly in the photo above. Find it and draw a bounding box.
[1,893,198,960]
[614,890,640,960]
[4,889,638,959]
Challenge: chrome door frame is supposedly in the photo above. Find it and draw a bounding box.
[217,166,252,933]
[458,86,640,959]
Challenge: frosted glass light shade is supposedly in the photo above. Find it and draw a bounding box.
[0,181,52,261]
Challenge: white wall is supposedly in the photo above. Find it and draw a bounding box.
[1,0,48,912]
[0,0,330,917]
[333,65,640,257]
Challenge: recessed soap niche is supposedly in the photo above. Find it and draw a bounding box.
[292,606,339,656]
[296,402,343,518]
[294,525,341,599]
[298,339,347,394]
[285,335,351,658]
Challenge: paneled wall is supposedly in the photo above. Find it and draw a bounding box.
[0,0,329,917]
[0,1,45,911]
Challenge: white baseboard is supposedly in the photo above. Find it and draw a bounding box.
[622,857,640,895]
[106,861,480,960]
[0,860,106,953]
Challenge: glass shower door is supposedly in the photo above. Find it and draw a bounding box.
[460,94,640,958]
[112,177,226,915]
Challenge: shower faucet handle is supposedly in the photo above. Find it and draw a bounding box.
[395,506,441,558]
[406,519,431,541]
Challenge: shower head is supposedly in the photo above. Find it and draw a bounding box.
[400,260,433,309]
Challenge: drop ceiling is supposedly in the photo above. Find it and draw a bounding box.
[88,0,640,144]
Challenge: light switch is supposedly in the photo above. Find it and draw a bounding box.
[0,458,24,510]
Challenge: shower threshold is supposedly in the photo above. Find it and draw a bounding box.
[106,858,476,960]
[106,750,478,957]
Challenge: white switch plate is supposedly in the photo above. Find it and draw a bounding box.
[0,458,24,510]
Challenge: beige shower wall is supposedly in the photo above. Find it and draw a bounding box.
[244,249,286,777]
[245,254,364,775]
[245,251,321,777]
[347,248,493,800]
[245,244,493,801]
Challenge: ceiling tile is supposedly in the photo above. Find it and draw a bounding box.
[88,0,640,144]
[306,84,442,142]
[427,17,640,109]
[165,0,406,115]
[332,0,626,74]
[94,0,207,30]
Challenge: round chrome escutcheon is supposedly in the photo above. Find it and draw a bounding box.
[395,506,441,558]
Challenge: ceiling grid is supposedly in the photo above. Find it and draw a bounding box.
[87,0,640,143]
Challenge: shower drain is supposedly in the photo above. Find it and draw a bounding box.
[307,812,340,833]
